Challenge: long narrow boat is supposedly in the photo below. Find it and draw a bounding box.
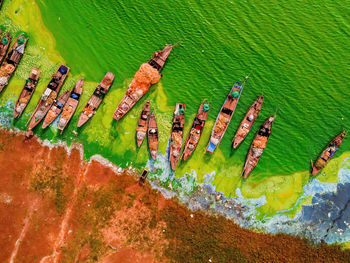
[13,67,40,118]
[42,90,71,129]
[232,96,264,149]
[57,79,84,133]
[311,131,346,175]
[148,113,158,160]
[0,34,28,93]
[77,72,114,128]
[182,101,210,161]
[169,103,186,170]
[0,32,11,65]
[113,44,174,121]
[206,77,247,153]
[26,65,70,137]
[242,116,275,178]
[136,101,151,147]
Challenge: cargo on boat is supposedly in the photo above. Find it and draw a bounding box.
[242,116,275,178]
[0,34,28,93]
[136,101,151,147]
[77,72,114,128]
[13,67,40,118]
[232,96,264,149]
[169,103,186,170]
[26,65,69,137]
[42,90,71,129]
[57,79,84,133]
[311,131,346,176]
[0,31,11,65]
[206,77,247,153]
[182,101,210,161]
[113,44,174,121]
[148,113,159,160]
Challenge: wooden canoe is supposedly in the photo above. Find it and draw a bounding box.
[242,116,275,178]
[26,65,70,137]
[0,32,11,65]
[57,79,84,133]
[139,169,148,186]
[169,103,186,170]
[113,44,173,121]
[42,90,71,129]
[0,34,28,93]
[14,67,40,118]
[206,77,247,153]
[182,101,210,161]
[136,101,151,147]
[232,96,264,149]
[311,131,346,175]
[77,72,114,128]
[148,113,158,160]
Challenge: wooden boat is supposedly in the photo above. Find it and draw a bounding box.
[57,79,84,133]
[169,103,186,170]
[232,96,264,149]
[42,90,71,129]
[182,101,210,161]
[26,65,70,137]
[148,113,159,160]
[77,72,114,128]
[0,32,11,65]
[206,77,248,153]
[139,169,148,186]
[311,131,346,175]
[242,116,275,178]
[0,34,28,93]
[113,44,174,121]
[136,101,151,147]
[13,67,40,118]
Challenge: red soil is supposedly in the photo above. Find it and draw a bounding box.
[0,129,349,263]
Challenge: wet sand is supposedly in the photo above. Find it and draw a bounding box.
[0,129,349,263]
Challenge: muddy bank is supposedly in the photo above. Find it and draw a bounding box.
[0,129,349,263]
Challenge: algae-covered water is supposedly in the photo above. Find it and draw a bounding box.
[0,0,349,237]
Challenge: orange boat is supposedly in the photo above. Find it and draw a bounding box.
[0,31,11,65]
[26,65,70,137]
[169,103,186,170]
[242,116,274,178]
[148,113,158,160]
[136,101,151,147]
[0,34,28,93]
[57,79,84,133]
[13,67,40,118]
[182,101,210,161]
[311,131,346,175]
[113,44,174,121]
[77,72,114,128]
[232,96,264,149]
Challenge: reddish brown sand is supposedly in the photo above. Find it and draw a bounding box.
[0,129,349,263]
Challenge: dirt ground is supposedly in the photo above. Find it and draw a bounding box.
[0,129,349,263]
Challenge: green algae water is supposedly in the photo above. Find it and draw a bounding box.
[0,0,349,219]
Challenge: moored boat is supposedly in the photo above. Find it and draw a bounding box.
[169,103,186,170]
[136,101,151,147]
[13,67,40,118]
[42,90,71,129]
[242,116,275,178]
[77,72,114,128]
[148,113,159,160]
[182,101,210,161]
[0,34,28,93]
[206,77,247,153]
[26,65,70,137]
[57,79,84,133]
[232,96,264,149]
[113,44,174,121]
[0,31,11,65]
[311,131,346,176]
[139,169,148,186]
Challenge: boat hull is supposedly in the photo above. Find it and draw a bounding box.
[148,113,158,160]
[136,101,151,147]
